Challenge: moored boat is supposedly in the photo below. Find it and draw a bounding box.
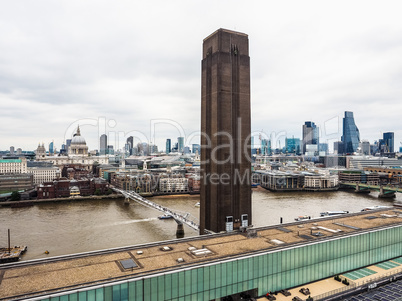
[158,214,173,220]
[320,210,349,217]
[294,215,311,221]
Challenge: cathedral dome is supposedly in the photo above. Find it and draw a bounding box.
[70,126,86,145]
[71,135,86,145]
[68,126,89,157]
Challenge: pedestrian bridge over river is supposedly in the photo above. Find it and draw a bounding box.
[112,187,200,231]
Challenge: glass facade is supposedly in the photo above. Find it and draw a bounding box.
[342,111,360,154]
[285,138,300,154]
[177,137,184,153]
[33,225,402,301]
[302,122,319,154]
[166,139,171,154]
[261,139,271,155]
[383,132,394,153]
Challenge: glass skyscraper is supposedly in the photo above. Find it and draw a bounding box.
[383,132,394,153]
[177,137,184,153]
[285,137,301,154]
[341,111,360,154]
[302,121,319,154]
[261,139,271,155]
[166,139,171,154]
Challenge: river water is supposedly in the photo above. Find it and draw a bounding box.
[0,188,400,261]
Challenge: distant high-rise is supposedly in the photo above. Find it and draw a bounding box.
[341,111,360,154]
[166,139,171,154]
[383,132,394,153]
[302,121,319,154]
[177,137,184,153]
[49,141,54,155]
[100,134,107,155]
[192,144,200,154]
[9,146,15,155]
[66,139,72,153]
[126,136,134,155]
[261,139,271,155]
[200,29,252,234]
[359,140,370,155]
[285,138,301,154]
[107,145,114,155]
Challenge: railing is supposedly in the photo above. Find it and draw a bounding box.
[113,188,200,231]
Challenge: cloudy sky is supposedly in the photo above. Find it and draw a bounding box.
[1,1,402,153]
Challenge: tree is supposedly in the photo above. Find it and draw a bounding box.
[94,188,101,196]
[10,191,21,201]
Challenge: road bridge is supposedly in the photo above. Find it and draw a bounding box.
[112,187,200,232]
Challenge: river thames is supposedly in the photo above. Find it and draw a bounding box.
[1,188,400,261]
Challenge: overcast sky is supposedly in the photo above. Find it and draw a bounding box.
[1,1,402,153]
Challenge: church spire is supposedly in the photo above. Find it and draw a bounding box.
[76,125,81,136]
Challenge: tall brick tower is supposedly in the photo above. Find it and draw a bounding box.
[200,29,252,234]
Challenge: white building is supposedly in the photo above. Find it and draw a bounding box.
[27,162,61,185]
[159,176,188,193]
[0,157,27,173]
[304,174,338,189]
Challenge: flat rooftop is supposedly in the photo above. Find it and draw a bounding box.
[1,208,402,300]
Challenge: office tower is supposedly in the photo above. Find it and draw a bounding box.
[359,140,370,155]
[107,145,114,155]
[16,148,22,155]
[100,134,107,155]
[200,29,252,234]
[334,141,344,155]
[341,111,360,154]
[166,139,171,154]
[383,132,394,153]
[183,146,191,154]
[192,144,201,154]
[66,139,72,153]
[49,141,54,155]
[177,137,184,153]
[149,144,158,154]
[261,139,271,155]
[302,121,319,154]
[127,136,134,155]
[285,138,301,154]
[9,146,15,155]
[318,143,328,155]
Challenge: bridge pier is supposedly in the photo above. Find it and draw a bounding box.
[379,186,396,198]
[355,183,370,194]
[176,224,184,238]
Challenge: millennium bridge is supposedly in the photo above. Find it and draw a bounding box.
[112,188,200,232]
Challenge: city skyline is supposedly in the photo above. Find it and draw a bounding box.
[1,1,402,151]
